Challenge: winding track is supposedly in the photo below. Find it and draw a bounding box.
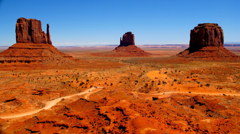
[1,88,239,119]
[0,87,103,119]
[154,91,240,97]
[137,91,240,99]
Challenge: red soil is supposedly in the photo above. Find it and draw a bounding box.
[178,46,239,60]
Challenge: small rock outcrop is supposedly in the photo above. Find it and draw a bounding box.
[178,23,238,58]
[113,32,150,57]
[0,17,76,67]
[16,17,52,44]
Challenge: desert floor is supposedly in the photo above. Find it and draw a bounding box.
[0,46,239,134]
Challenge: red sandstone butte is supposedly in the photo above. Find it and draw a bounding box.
[0,17,75,66]
[178,23,238,58]
[16,17,52,44]
[113,32,150,56]
[119,32,135,46]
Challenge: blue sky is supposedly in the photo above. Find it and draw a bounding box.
[0,0,239,46]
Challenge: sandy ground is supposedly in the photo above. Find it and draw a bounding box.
[0,87,102,119]
[0,46,239,133]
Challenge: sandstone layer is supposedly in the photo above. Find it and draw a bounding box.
[178,23,238,58]
[113,32,150,56]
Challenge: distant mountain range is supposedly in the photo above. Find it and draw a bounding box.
[224,44,240,46]
[0,44,240,50]
[225,42,240,44]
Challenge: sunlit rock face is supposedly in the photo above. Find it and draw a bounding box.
[16,17,52,44]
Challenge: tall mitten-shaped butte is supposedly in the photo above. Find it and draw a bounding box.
[0,17,75,66]
[113,32,150,57]
[16,17,52,44]
[119,32,135,46]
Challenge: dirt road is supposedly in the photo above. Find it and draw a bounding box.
[138,91,240,99]
[0,86,103,119]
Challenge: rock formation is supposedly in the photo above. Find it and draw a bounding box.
[113,32,150,57]
[178,23,238,58]
[0,17,76,67]
[119,32,135,46]
[16,17,52,44]
[189,23,223,52]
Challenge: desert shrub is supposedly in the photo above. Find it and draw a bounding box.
[138,87,150,93]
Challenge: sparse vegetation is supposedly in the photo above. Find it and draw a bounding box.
[0,49,239,133]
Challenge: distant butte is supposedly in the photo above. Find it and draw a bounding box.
[0,17,76,67]
[113,32,150,57]
[178,23,238,58]
[119,32,135,46]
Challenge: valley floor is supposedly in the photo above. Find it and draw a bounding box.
[0,48,240,134]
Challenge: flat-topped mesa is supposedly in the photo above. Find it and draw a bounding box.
[16,17,52,44]
[119,32,135,46]
[189,23,223,52]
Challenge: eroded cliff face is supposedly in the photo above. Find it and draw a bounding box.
[16,17,52,44]
[189,23,223,52]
